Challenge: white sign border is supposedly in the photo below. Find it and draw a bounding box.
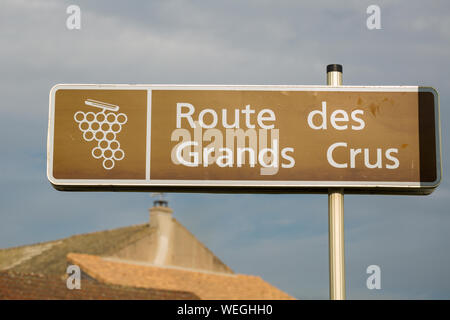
[47,84,442,192]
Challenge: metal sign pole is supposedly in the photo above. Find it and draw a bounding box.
[327,64,346,300]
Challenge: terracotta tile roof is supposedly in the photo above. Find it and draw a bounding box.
[0,271,198,300]
[0,224,151,275]
[67,253,294,300]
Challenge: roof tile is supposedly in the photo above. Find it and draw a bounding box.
[67,253,294,300]
[0,271,198,300]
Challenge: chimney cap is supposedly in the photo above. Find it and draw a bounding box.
[151,192,168,207]
[153,199,168,207]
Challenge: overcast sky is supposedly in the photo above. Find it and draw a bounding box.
[1,0,449,299]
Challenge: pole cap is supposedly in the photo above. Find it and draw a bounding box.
[326,64,343,73]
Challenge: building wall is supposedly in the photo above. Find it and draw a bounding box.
[111,206,233,274]
[111,225,157,262]
[170,218,233,273]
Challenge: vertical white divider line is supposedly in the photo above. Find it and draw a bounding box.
[146,89,152,181]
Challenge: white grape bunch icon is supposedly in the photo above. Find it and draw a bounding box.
[74,99,127,170]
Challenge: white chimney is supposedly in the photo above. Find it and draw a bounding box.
[149,199,173,266]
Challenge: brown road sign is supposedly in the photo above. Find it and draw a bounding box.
[47,85,441,194]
